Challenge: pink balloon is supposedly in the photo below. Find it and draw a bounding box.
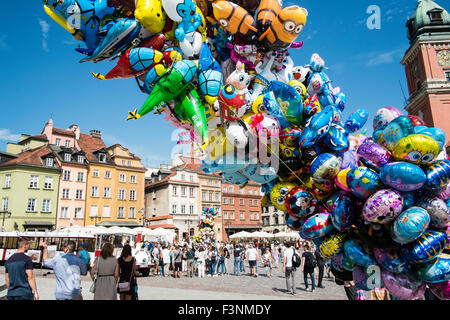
[381,269,426,300]
[428,280,450,300]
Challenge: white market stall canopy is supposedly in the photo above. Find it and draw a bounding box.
[229,231,252,239]
[248,231,274,238]
[273,231,300,239]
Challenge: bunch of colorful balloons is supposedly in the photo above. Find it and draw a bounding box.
[192,207,218,246]
[44,0,449,299]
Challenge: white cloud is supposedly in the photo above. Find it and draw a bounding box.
[38,18,50,52]
[0,129,20,142]
[364,49,403,67]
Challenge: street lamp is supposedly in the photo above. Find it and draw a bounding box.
[0,211,12,232]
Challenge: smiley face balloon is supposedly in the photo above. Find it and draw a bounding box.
[392,134,440,165]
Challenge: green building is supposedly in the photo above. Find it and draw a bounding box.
[0,145,61,231]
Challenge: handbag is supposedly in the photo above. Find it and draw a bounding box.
[90,256,100,293]
[118,258,134,293]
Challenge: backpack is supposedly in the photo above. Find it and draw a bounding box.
[292,251,301,268]
[304,252,317,269]
[211,251,216,262]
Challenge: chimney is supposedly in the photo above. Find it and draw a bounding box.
[69,125,80,140]
[90,130,102,139]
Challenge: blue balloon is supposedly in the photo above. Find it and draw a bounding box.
[414,126,446,150]
[300,212,334,239]
[322,124,349,152]
[373,248,412,274]
[330,193,355,232]
[345,109,369,133]
[417,254,450,283]
[391,207,430,245]
[343,239,377,267]
[399,192,415,209]
[379,162,427,192]
[310,153,342,182]
[401,231,447,264]
[346,166,381,199]
[424,160,450,193]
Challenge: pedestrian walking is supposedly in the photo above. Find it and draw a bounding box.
[315,248,326,288]
[197,247,206,278]
[173,245,183,278]
[42,240,87,300]
[216,247,226,275]
[161,245,171,277]
[272,246,279,268]
[246,243,258,277]
[233,244,241,275]
[208,247,218,276]
[117,244,138,300]
[301,243,316,292]
[262,248,273,277]
[5,237,38,300]
[185,245,195,277]
[282,242,299,295]
[240,246,246,273]
[223,245,230,275]
[90,243,119,300]
[77,244,91,272]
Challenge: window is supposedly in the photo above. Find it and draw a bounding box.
[129,207,136,219]
[152,208,156,217]
[209,179,213,186]
[224,212,228,220]
[1,198,8,211]
[215,193,219,202]
[202,191,206,201]
[254,199,258,206]
[130,175,136,184]
[249,199,253,206]
[29,175,39,189]
[92,170,99,178]
[189,175,194,182]
[215,180,219,186]
[250,213,254,220]
[64,153,71,162]
[90,205,98,217]
[223,198,228,204]
[118,207,125,218]
[4,174,11,188]
[77,172,84,182]
[230,198,234,205]
[223,186,227,193]
[202,179,207,186]
[181,186,186,196]
[446,71,450,82]
[240,212,245,220]
[103,187,111,198]
[172,204,177,214]
[248,189,252,195]
[98,153,106,163]
[119,174,126,182]
[209,192,213,201]
[77,155,84,164]
[55,138,61,146]
[255,212,259,220]
[122,160,126,165]
[189,187,194,198]
[274,214,279,225]
[63,170,71,181]
[45,158,54,167]
[229,186,234,193]
[27,199,36,212]
[173,186,177,196]
[62,188,70,199]
[230,212,234,220]
[44,177,53,189]
[189,205,194,215]
[74,208,83,219]
[118,189,126,200]
[181,173,185,181]
[102,206,110,218]
[91,186,99,197]
[129,190,136,201]
[429,11,443,22]
[181,205,186,214]
[240,199,244,206]
[60,207,69,218]
[75,189,83,200]
[128,161,131,166]
[105,171,111,179]
[42,199,51,212]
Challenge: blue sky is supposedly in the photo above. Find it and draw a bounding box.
[0,0,445,168]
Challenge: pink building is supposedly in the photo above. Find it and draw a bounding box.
[401,0,450,146]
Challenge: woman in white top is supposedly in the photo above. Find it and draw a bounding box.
[262,248,274,277]
[197,247,206,278]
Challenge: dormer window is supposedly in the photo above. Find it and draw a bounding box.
[77,155,84,164]
[98,153,106,163]
[45,158,54,167]
[428,10,443,22]
[55,138,61,146]
[64,153,71,162]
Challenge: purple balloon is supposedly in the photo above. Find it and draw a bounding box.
[428,280,450,300]
[357,142,392,169]
[438,182,450,200]
[381,269,426,300]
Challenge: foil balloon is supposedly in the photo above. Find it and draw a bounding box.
[269,81,304,127]
[407,115,426,127]
[379,162,427,192]
[270,181,297,212]
[353,265,378,291]
[391,206,430,245]
[335,168,351,192]
[373,248,412,274]
[416,253,450,283]
[330,193,355,232]
[373,106,403,131]
[428,280,450,300]
[285,187,319,218]
[356,142,391,170]
[285,212,304,231]
[401,231,447,264]
[134,0,167,34]
[424,160,450,193]
[300,212,334,239]
[379,115,414,151]
[400,191,415,209]
[343,239,377,267]
[298,106,334,148]
[414,126,446,150]
[310,153,342,182]
[381,270,426,300]
[319,233,347,258]
[417,197,449,229]
[392,134,440,165]
[346,166,381,199]
[344,108,369,133]
[322,124,350,152]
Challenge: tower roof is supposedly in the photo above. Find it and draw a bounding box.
[407,0,450,43]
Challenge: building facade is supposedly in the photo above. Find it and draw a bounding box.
[221,182,263,241]
[0,146,61,231]
[401,0,450,143]
[261,205,289,234]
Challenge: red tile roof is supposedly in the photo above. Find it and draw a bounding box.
[146,215,173,221]
[52,128,75,137]
[78,133,107,162]
[0,145,57,168]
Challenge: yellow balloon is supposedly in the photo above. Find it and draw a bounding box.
[252,95,266,114]
[288,80,306,99]
[134,0,167,34]
[207,125,234,161]
[320,233,347,258]
[392,134,440,165]
[270,181,297,212]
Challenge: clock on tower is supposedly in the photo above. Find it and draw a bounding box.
[437,50,450,66]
